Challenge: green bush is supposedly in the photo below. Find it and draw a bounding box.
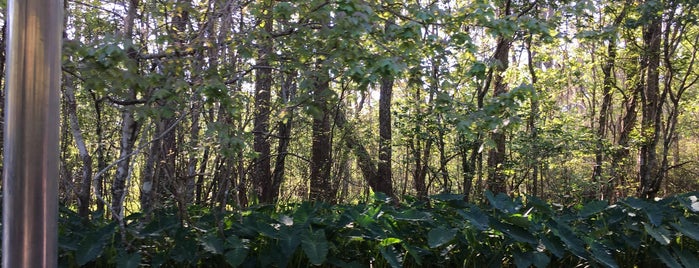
[54,192,699,267]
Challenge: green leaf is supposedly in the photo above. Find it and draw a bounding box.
[513,251,532,268]
[670,217,699,241]
[116,252,141,268]
[486,191,520,214]
[673,245,699,268]
[590,242,618,268]
[379,246,403,268]
[427,227,457,248]
[540,235,566,258]
[279,231,301,257]
[530,252,551,268]
[393,209,432,221]
[579,200,607,218]
[458,207,490,230]
[302,230,328,265]
[548,220,587,258]
[75,223,116,266]
[225,247,249,267]
[491,221,537,245]
[380,237,402,247]
[200,234,224,255]
[643,222,672,245]
[652,245,682,268]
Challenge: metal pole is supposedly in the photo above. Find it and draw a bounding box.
[3,0,62,267]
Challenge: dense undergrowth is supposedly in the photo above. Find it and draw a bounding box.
[48,192,699,267]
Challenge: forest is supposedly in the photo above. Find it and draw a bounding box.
[1,0,699,267]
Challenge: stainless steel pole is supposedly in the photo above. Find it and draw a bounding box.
[3,0,62,267]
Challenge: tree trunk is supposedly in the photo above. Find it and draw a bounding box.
[252,6,273,203]
[377,75,395,196]
[65,81,93,218]
[309,74,333,202]
[638,10,662,199]
[111,0,140,221]
[487,36,512,195]
[270,70,297,203]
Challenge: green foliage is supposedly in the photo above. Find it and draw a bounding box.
[50,192,699,267]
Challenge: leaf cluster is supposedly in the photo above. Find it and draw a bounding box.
[40,192,699,267]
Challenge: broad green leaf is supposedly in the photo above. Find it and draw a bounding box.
[513,251,532,268]
[651,245,682,268]
[590,242,618,268]
[200,234,224,255]
[75,223,116,266]
[673,245,699,268]
[670,217,699,241]
[380,237,402,247]
[643,222,672,245]
[486,191,520,214]
[548,220,587,258]
[427,227,456,248]
[430,193,464,201]
[393,209,432,221]
[379,246,403,268]
[579,200,607,218]
[458,207,490,230]
[531,252,551,268]
[225,247,249,267]
[540,235,566,258]
[278,231,301,257]
[302,230,328,265]
[116,252,141,268]
[491,221,537,245]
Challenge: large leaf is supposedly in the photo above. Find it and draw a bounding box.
[199,233,224,255]
[579,200,607,218]
[486,191,520,214]
[302,230,329,265]
[427,227,457,248]
[278,230,301,258]
[116,252,141,268]
[75,223,116,266]
[393,209,432,222]
[458,207,490,231]
[548,220,587,258]
[651,245,682,268]
[379,245,403,268]
[669,217,699,241]
[589,242,618,268]
[643,222,672,245]
[225,247,249,267]
[673,245,699,268]
[491,221,537,245]
[224,237,249,268]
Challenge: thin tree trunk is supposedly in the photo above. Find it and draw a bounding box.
[252,0,273,203]
[111,0,140,222]
[65,81,93,218]
[639,9,662,199]
[377,75,395,196]
[270,70,297,203]
[487,35,512,195]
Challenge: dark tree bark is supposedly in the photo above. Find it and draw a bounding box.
[638,7,662,199]
[487,35,512,195]
[252,0,274,203]
[309,75,333,202]
[377,75,395,196]
[270,70,297,203]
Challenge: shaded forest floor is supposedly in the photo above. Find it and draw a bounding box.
[50,192,699,267]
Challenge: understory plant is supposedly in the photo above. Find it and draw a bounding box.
[50,191,699,267]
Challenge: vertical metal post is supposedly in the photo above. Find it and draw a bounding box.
[3,0,62,267]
